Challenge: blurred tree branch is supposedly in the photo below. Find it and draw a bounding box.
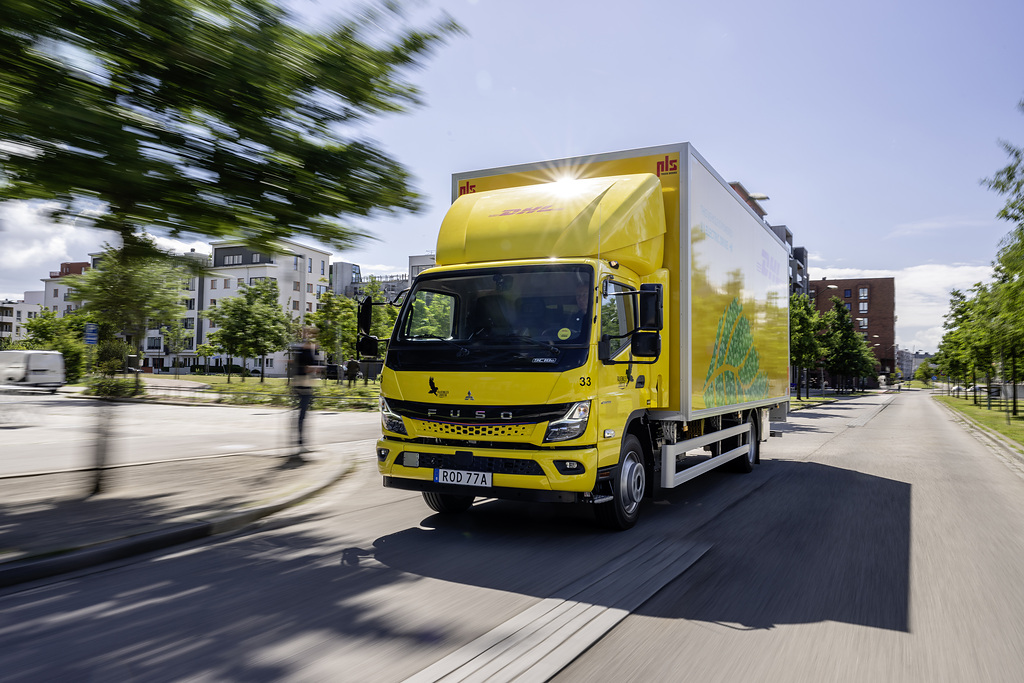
[0,0,462,250]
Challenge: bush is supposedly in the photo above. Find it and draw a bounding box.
[88,377,142,398]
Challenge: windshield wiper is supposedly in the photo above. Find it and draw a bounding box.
[406,334,470,357]
[504,335,560,356]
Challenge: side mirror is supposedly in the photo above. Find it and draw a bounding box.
[357,296,373,335]
[357,335,379,357]
[632,331,661,358]
[638,284,663,331]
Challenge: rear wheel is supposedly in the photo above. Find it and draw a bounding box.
[595,435,646,530]
[731,412,759,473]
[422,491,475,513]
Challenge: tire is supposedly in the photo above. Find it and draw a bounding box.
[731,412,759,473]
[422,491,475,514]
[595,435,646,530]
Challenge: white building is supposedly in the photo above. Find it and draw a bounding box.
[0,291,44,343]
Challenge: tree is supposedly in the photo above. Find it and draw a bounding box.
[915,359,936,385]
[822,296,876,392]
[65,240,188,392]
[20,307,88,382]
[0,1,461,253]
[161,319,193,377]
[789,293,823,400]
[308,290,356,381]
[196,342,217,374]
[203,279,291,382]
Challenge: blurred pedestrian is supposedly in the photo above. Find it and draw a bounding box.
[291,339,317,453]
[346,358,360,388]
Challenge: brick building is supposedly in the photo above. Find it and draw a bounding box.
[809,276,897,381]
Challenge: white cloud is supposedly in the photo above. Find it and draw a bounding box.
[0,201,114,300]
[814,263,993,353]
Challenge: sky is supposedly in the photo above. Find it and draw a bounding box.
[2,0,1022,354]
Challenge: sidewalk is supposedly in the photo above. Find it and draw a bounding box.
[0,446,350,589]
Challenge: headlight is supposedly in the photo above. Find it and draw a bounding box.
[381,397,408,436]
[543,401,591,443]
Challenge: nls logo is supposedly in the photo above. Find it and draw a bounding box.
[458,181,477,196]
[656,155,678,177]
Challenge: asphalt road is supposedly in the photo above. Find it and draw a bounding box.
[0,393,381,475]
[2,390,1023,682]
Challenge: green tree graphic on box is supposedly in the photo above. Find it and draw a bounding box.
[703,298,770,407]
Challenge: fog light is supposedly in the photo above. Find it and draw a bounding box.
[376,448,390,462]
[553,460,585,475]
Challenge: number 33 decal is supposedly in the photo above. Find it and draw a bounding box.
[579,376,592,387]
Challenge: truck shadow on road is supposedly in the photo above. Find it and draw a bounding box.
[365,459,911,633]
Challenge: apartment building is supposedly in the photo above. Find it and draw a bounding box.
[41,262,90,318]
[809,276,898,377]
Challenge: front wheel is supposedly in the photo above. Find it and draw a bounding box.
[422,491,475,514]
[595,435,646,530]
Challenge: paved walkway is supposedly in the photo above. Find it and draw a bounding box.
[0,377,356,588]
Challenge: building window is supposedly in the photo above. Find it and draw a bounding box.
[211,279,217,289]
[858,318,868,329]
[321,260,325,275]
[294,256,300,271]
[844,303,851,311]
[265,358,274,368]
[184,298,195,310]
[252,253,261,263]
[210,299,216,307]
[224,254,242,265]
[859,302,868,313]
[237,278,244,288]
[859,287,868,299]
[844,289,852,298]
[53,289,58,297]
[182,318,195,329]
[308,258,313,273]
[147,336,162,350]
[293,281,301,292]
[307,283,313,293]
[184,338,194,350]
[292,301,299,311]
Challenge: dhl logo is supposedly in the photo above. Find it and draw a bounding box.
[489,205,561,217]
[656,155,678,177]
[458,181,477,196]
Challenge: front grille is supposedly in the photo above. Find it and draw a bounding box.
[413,419,535,439]
[398,451,544,476]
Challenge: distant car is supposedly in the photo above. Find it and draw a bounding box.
[0,350,66,393]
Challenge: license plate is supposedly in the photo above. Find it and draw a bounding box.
[434,469,492,487]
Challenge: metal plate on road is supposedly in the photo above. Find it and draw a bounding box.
[434,469,492,487]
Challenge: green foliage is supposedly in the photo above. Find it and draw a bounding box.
[95,338,131,376]
[789,292,824,399]
[308,289,356,365]
[203,279,291,381]
[821,296,877,391]
[88,376,141,398]
[703,298,769,407]
[0,0,461,250]
[65,238,188,370]
[914,359,936,384]
[20,307,87,382]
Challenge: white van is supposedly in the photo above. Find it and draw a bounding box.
[0,350,66,393]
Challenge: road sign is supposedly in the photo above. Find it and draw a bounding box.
[84,323,99,345]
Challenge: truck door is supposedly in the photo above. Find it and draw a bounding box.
[596,279,646,461]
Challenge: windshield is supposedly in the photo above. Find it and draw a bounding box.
[387,264,593,372]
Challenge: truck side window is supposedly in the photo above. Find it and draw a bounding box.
[601,281,636,356]
[404,290,454,339]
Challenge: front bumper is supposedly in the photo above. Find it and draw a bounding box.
[376,438,598,503]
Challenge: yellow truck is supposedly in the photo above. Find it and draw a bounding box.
[366,143,790,529]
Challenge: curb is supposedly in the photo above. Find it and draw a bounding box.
[933,398,1024,470]
[0,453,356,589]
